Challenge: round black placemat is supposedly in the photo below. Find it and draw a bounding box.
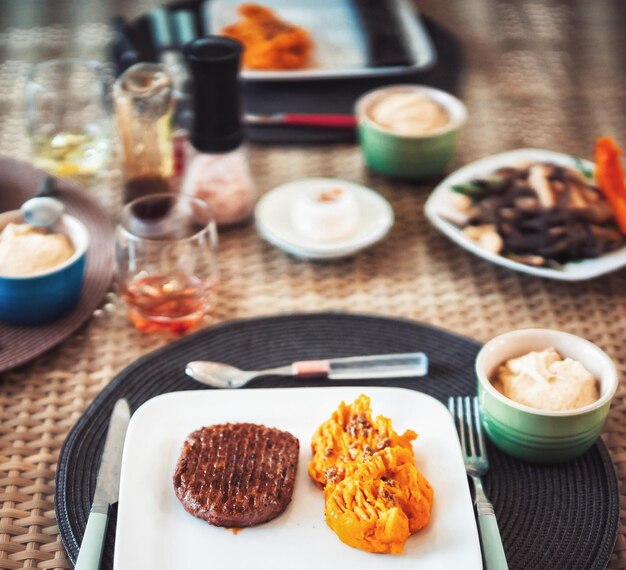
[240,16,465,144]
[56,313,619,570]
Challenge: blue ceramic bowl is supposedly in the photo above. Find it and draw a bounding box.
[0,211,89,325]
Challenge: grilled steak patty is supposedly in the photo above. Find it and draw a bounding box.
[173,423,299,527]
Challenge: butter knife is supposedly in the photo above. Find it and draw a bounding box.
[75,399,131,570]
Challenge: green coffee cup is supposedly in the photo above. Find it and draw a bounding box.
[355,85,467,180]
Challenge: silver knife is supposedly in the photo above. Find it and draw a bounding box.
[75,399,131,570]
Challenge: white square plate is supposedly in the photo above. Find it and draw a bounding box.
[114,386,481,570]
[424,149,626,281]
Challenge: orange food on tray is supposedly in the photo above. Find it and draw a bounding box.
[221,4,314,70]
[309,394,434,554]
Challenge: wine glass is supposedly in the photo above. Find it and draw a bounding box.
[25,59,111,183]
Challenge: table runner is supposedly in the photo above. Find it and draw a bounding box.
[0,1,624,568]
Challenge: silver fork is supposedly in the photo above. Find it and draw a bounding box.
[449,396,508,570]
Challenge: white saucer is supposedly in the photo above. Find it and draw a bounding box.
[254,178,394,260]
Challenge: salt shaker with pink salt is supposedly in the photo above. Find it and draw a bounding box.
[181,37,256,226]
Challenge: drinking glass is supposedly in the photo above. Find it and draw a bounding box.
[115,193,219,333]
[25,59,111,183]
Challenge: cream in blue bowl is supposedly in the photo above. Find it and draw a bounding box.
[0,210,89,325]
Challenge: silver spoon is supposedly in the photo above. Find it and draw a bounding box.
[21,196,65,228]
[185,352,428,389]
[20,176,64,229]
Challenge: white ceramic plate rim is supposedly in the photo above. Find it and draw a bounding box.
[256,224,366,260]
[205,0,436,81]
[424,148,626,281]
[255,178,394,259]
[113,386,482,570]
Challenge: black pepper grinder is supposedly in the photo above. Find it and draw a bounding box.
[181,37,256,227]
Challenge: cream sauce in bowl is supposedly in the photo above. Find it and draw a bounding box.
[368,91,450,136]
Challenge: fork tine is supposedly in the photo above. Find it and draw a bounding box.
[456,397,467,454]
[474,397,488,459]
[448,397,460,447]
[464,396,476,456]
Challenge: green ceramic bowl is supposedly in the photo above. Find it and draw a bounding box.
[355,85,467,180]
[476,329,617,464]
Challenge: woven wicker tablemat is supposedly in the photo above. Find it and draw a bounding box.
[0,1,625,569]
[56,313,619,570]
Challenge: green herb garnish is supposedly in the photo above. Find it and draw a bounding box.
[572,156,594,180]
[451,181,485,195]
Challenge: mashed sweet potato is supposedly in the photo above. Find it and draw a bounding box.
[309,395,434,554]
[325,446,433,554]
[309,394,417,491]
[221,4,314,71]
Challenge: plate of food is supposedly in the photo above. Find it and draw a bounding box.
[113,387,481,569]
[424,142,626,281]
[203,0,435,80]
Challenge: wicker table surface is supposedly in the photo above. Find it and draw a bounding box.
[0,1,625,568]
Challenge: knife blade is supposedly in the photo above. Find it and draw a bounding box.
[75,399,131,570]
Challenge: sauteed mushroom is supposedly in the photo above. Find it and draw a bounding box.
[452,162,624,267]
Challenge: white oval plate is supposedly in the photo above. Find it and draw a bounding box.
[255,178,394,260]
[424,148,626,281]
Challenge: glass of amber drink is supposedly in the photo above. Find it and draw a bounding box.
[115,193,218,333]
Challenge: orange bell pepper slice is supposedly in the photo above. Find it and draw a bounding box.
[594,136,626,234]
